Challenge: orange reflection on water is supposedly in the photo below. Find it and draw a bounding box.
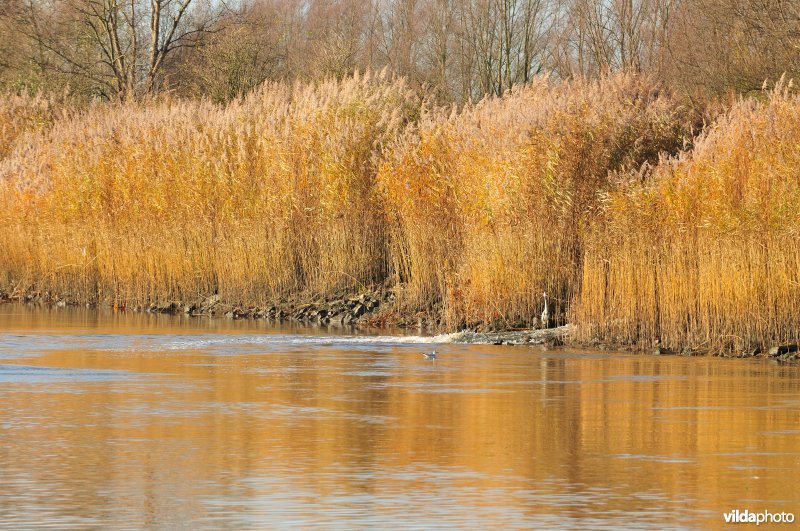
[0,304,799,528]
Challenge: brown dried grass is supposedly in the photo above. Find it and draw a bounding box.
[574,81,800,354]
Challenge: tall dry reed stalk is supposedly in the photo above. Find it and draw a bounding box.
[378,75,691,328]
[575,81,800,354]
[0,72,418,306]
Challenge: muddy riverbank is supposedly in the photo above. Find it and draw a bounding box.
[1,288,796,358]
[1,286,574,346]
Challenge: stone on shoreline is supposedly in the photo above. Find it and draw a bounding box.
[768,344,799,360]
[450,324,574,346]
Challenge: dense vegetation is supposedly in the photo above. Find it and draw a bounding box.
[2,71,799,355]
[378,75,691,328]
[2,0,798,103]
[574,81,800,355]
[2,1,800,354]
[0,74,419,305]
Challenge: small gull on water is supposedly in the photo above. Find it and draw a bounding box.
[423,350,437,360]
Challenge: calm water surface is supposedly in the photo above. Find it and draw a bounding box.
[0,304,799,529]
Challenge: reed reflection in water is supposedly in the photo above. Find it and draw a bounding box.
[0,304,799,528]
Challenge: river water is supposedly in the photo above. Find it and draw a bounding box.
[0,304,798,529]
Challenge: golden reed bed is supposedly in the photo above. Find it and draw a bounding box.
[2,73,798,355]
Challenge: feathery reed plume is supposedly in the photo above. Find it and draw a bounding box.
[2,73,707,342]
[378,74,691,328]
[0,73,418,306]
[575,80,800,355]
[0,93,65,160]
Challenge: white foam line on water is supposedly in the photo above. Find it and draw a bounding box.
[0,331,469,356]
[163,331,465,350]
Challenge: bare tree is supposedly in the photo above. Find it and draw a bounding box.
[418,0,455,98]
[5,0,798,101]
[171,0,296,101]
[0,0,21,76]
[451,0,553,98]
[550,0,674,77]
[13,0,224,99]
[519,0,551,82]
[665,0,800,95]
